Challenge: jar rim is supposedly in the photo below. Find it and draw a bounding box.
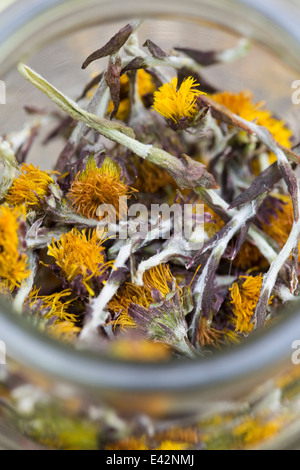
[0,296,299,392]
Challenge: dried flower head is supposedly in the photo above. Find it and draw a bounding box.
[27,287,77,323]
[211,91,293,149]
[6,163,55,207]
[229,274,273,334]
[153,76,205,123]
[47,228,113,297]
[154,427,199,446]
[26,287,80,342]
[109,264,177,330]
[198,317,223,349]
[233,415,285,447]
[47,321,81,343]
[0,204,29,290]
[261,195,293,249]
[155,441,190,451]
[132,158,174,194]
[109,264,195,356]
[68,157,136,220]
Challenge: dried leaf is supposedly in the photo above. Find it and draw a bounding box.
[143,39,168,58]
[174,47,219,66]
[229,162,281,209]
[82,22,140,69]
[122,57,147,75]
[105,55,122,120]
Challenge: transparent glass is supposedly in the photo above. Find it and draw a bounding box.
[1,0,300,450]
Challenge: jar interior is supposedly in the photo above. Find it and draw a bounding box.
[1,14,300,169]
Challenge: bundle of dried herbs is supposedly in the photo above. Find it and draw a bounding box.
[0,22,299,360]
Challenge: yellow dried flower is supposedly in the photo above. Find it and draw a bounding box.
[211,91,293,150]
[153,76,205,123]
[26,287,80,342]
[154,427,199,446]
[47,228,113,297]
[6,163,55,207]
[48,321,81,343]
[233,416,285,447]
[262,195,293,249]
[137,69,156,98]
[229,274,273,334]
[155,440,190,451]
[67,157,136,220]
[198,317,223,349]
[28,287,77,323]
[132,158,174,194]
[109,264,177,330]
[0,204,29,290]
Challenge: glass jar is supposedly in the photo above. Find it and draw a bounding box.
[1,0,300,450]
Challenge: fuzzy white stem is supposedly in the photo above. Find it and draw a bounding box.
[79,240,134,342]
[191,204,254,339]
[13,252,38,313]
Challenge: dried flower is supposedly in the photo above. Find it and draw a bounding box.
[27,287,77,323]
[261,195,293,248]
[47,321,81,343]
[109,264,178,330]
[153,76,205,123]
[132,158,174,193]
[0,204,29,290]
[211,91,293,150]
[24,287,81,341]
[47,228,113,297]
[198,317,223,348]
[155,441,190,450]
[68,157,136,220]
[109,264,195,357]
[6,163,55,207]
[154,427,199,446]
[233,416,285,447]
[229,274,273,334]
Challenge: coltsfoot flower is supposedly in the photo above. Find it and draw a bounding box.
[109,264,196,357]
[0,204,29,291]
[153,76,205,123]
[25,288,80,342]
[67,157,136,220]
[229,274,273,334]
[47,228,114,297]
[211,91,293,150]
[6,163,56,207]
[109,264,178,330]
